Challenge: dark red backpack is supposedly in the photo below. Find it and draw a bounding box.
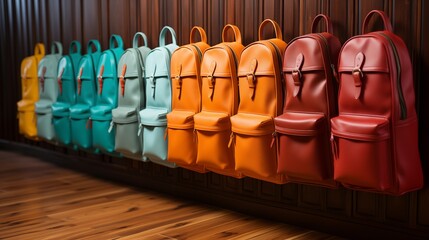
[274,14,341,188]
[330,10,423,195]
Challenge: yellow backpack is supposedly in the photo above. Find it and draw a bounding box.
[17,43,45,139]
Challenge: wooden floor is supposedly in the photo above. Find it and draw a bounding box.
[0,150,344,240]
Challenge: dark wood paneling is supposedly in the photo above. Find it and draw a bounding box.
[1,1,429,239]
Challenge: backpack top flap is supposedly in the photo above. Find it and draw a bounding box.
[75,40,102,108]
[95,35,124,110]
[36,42,63,110]
[116,32,151,112]
[338,10,415,120]
[200,24,244,116]
[170,26,210,112]
[19,43,45,105]
[145,26,178,111]
[55,41,82,106]
[283,14,341,116]
[237,19,287,117]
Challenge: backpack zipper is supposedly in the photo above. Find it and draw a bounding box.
[376,32,407,120]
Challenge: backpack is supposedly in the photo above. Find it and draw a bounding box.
[17,43,45,139]
[70,40,102,150]
[139,26,178,167]
[91,35,124,153]
[52,41,82,145]
[330,10,423,195]
[231,19,287,184]
[167,26,210,173]
[35,42,63,141]
[194,24,244,178]
[274,15,341,187]
[111,32,151,160]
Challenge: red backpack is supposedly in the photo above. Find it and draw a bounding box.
[274,14,341,188]
[331,10,423,195]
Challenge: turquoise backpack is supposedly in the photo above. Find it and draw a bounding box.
[52,41,82,145]
[35,42,63,141]
[139,26,178,167]
[70,40,101,149]
[91,35,124,153]
[111,32,151,160]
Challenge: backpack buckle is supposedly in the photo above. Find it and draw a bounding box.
[77,67,83,95]
[292,53,304,97]
[39,66,46,92]
[57,68,64,95]
[352,52,365,99]
[119,64,127,97]
[98,65,104,95]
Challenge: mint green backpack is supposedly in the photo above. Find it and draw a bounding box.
[111,32,151,160]
[35,42,63,141]
[70,40,101,149]
[139,26,178,167]
[52,41,82,145]
[91,35,124,153]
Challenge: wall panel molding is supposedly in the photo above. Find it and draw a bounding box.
[1,1,429,239]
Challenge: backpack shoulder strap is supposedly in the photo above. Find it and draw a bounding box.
[51,41,63,55]
[159,26,177,47]
[133,32,149,48]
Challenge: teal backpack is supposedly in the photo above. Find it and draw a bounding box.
[91,35,124,153]
[52,41,82,145]
[35,42,63,141]
[139,26,178,167]
[111,32,151,160]
[70,40,101,149]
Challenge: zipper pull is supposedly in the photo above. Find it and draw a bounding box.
[57,68,64,95]
[228,132,235,148]
[108,120,114,133]
[86,117,92,129]
[330,133,338,159]
[331,64,338,83]
[270,131,277,148]
[40,66,46,92]
[137,123,143,136]
[98,65,104,95]
[164,128,168,141]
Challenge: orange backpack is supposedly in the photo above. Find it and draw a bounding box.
[167,27,210,173]
[194,24,244,178]
[17,43,45,139]
[231,19,287,184]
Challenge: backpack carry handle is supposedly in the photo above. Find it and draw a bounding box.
[258,19,283,41]
[311,14,334,34]
[34,43,45,57]
[51,41,63,55]
[69,41,81,54]
[190,26,207,44]
[362,10,393,34]
[222,24,242,44]
[87,40,101,54]
[133,32,148,48]
[110,34,124,49]
[159,26,177,46]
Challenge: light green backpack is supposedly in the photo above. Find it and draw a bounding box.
[35,42,63,141]
[139,26,178,167]
[111,32,151,160]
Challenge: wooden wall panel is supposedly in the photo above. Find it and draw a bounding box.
[1,0,429,238]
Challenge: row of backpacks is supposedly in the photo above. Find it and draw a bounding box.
[17,11,423,195]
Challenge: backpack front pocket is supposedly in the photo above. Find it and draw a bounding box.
[275,112,331,181]
[70,105,92,149]
[231,113,284,183]
[167,110,197,167]
[112,108,141,159]
[35,108,55,141]
[53,115,71,145]
[194,111,239,177]
[331,115,392,191]
[17,101,37,138]
[140,108,171,166]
